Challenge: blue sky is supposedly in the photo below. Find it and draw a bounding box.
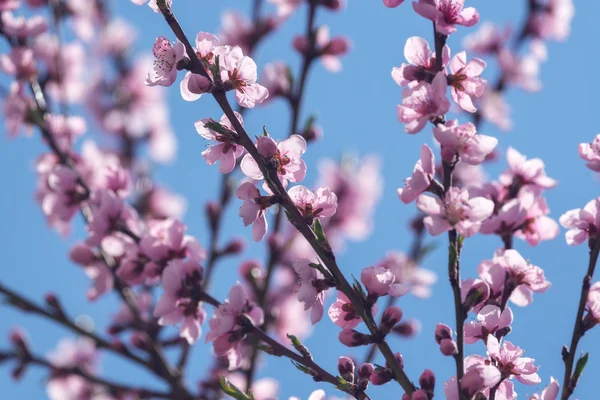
[1,0,600,399]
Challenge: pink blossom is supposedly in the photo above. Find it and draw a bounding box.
[480,91,512,131]
[513,190,559,246]
[417,187,494,237]
[587,282,600,322]
[499,147,557,190]
[261,62,292,100]
[0,0,20,11]
[529,0,574,41]
[378,251,437,298]
[294,26,351,73]
[180,32,218,101]
[498,49,542,92]
[398,144,435,204]
[391,36,449,87]
[236,182,271,242]
[206,283,264,369]
[461,278,490,312]
[1,12,48,38]
[397,72,450,134]
[218,10,254,54]
[269,0,303,18]
[153,259,207,344]
[218,45,269,108]
[241,135,306,184]
[328,291,372,329]
[479,249,550,307]
[361,265,395,297]
[85,190,139,247]
[486,334,541,384]
[289,390,326,400]
[196,112,245,174]
[463,22,510,55]
[46,114,87,153]
[464,305,513,344]
[433,120,497,165]
[384,0,404,7]
[530,377,560,400]
[146,36,185,87]
[559,198,600,246]
[412,0,479,36]
[139,218,206,278]
[448,51,486,112]
[288,185,338,223]
[293,259,329,324]
[3,82,31,137]
[317,155,383,243]
[578,134,600,172]
[130,0,171,13]
[41,165,81,224]
[0,48,36,80]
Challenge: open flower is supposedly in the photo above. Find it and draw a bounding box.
[417,187,494,237]
[288,185,338,224]
[218,45,269,108]
[448,51,486,112]
[433,120,497,165]
[397,72,450,134]
[398,145,435,205]
[559,198,600,246]
[146,36,185,87]
[464,305,513,344]
[241,135,306,184]
[293,259,331,324]
[579,134,600,172]
[499,147,557,190]
[236,182,273,242]
[413,0,479,35]
[392,36,449,88]
[195,112,245,174]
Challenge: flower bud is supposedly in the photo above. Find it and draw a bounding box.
[69,243,96,265]
[419,369,436,393]
[222,238,245,256]
[370,368,393,386]
[389,352,404,370]
[337,356,355,383]
[380,306,403,335]
[324,37,350,56]
[361,266,394,297]
[462,279,490,311]
[302,124,323,143]
[205,202,221,232]
[338,329,372,347]
[358,363,374,379]
[411,390,429,400]
[320,0,344,11]
[434,323,453,344]
[240,260,264,282]
[383,0,404,8]
[439,338,458,356]
[9,329,28,354]
[11,363,27,380]
[130,332,148,350]
[393,319,421,338]
[293,36,310,55]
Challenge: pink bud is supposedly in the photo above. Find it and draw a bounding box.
[358,363,374,378]
[69,243,96,265]
[130,332,147,350]
[337,356,355,383]
[239,260,264,281]
[293,36,310,55]
[222,238,245,255]
[419,369,436,392]
[393,319,421,338]
[338,329,372,347]
[463,279,490,311]
[9,329,27,352]
[205,202,221,231]
[44,292,59,308]
[380,306,403,335]
[361,266,394,297]
[370,368,393,386]
[383,0,404,7]
[411,390,429,400]
[390,352,404,369]
[321,0,344,11]
[325,37,350,55]
[256,136,278,158]
[434,323,453,344]
[439,338,458,356]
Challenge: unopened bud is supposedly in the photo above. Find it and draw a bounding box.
[419,369,435,393]
[357,363,374,391]
[393,319,421,338]
[370,368,393,386]
[380,306,403,336]
[462,280,490,311]
[338,329,372,347]
[222,238,245,256]
[434,323,453,344]
[337,356,355,383]
[439,338,458,356]
[11,363,27,380]
[320,0,344,11]
[389,352,404,370]
[9,329,28,354]
[205,202,221,232]
[130,333,148,350]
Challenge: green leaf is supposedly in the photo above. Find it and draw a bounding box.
[573,352,589,381]
[313,219,326,242]
[287,334,311,358]
[219,377,251,400]
[290,360,312,376]
[262,126,269,136]
[352,275,366,299]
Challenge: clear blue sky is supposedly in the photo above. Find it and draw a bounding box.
[1,0,600,399]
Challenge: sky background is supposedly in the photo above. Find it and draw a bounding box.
[1,0,600,399]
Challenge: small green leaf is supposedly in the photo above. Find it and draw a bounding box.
[262,126,269,136]
[313,219,326,242]
[287,334,311,358]
[219,377,251,400]
[573,352,589,381]
[290,360,312,375]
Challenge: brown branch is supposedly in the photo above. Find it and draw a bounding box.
[157,1,415,394]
